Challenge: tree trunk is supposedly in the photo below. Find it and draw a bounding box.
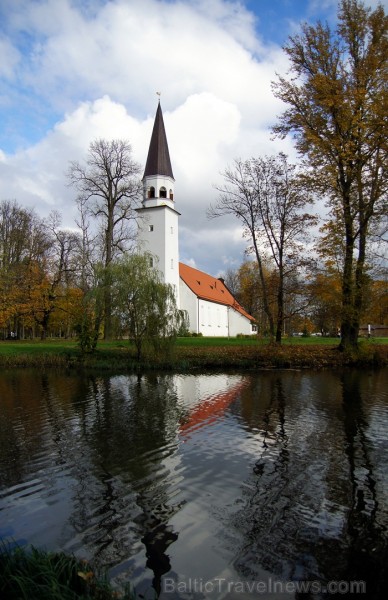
[344,224,368,350]
[252,238,275,340]
[275,287,283,344]
[339,240,359,351]
[104,288,112,340]
[339,188,358,352]
[104,211,114,340]
[275,258,284,344]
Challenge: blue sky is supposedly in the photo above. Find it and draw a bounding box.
[0,0,386,276]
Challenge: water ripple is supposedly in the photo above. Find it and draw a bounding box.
[1,369,388,598]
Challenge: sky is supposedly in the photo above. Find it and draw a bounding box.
[0,0,386,277]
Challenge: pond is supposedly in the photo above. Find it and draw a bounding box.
[0,368,387,599]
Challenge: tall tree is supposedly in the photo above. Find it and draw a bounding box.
[68,139,142,339]
[209,154,317,342]
[272,0,388,351]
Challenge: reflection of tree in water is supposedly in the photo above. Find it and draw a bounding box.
[233,375,296,580]
[0,370,81,488]
[0,370,183,596]
[232,371,388,598]
[66,373,183,597]
[341,371,388,598]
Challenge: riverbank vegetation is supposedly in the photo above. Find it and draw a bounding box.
[0,336,387,370]
[0,542,134,600]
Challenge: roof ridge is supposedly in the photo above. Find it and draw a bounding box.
[179,262,254,322]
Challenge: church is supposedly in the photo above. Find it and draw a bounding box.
[137,102,255,337]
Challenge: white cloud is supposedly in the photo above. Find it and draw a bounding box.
[3,0,288,116]
[0,0,319,275]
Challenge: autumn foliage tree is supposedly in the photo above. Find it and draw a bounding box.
[0,200,49,337]
[0,200,85,339]
[272,0,387,351]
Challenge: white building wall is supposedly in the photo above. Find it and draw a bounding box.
[174,373,244,411]
[228,308,253,336]
[179,279,198,332]
[198,299,229,337]
[137,204,180,305]
[179,281,252,337]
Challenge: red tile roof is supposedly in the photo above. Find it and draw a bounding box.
[179,262,254,321]
[179,380,247,437]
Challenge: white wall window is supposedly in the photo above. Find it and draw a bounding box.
[170,226,173,234]
[171,259,174,269]
[149,225,154,232]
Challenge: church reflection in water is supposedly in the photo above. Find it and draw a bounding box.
[0,369,387,598]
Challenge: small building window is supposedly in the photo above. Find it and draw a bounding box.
[149,187,155,198]
[171,259,174,269]
[169,189,174,200]
[149,225,154,232]
[149,257,154,267]
[160,186,167,198]
[170,226,173,234]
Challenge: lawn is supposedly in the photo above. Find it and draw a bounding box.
[0,335,387,356]
[0,335,386,370]
[0,339,79,356]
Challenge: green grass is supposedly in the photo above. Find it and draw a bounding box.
[0,336,387,370]
[0,541,135,599]
[0,335,386,355]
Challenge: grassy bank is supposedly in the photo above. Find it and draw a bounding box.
[0,542,134,600]
[0,337,387,370]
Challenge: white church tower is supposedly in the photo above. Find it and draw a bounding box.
[137,102,180,305]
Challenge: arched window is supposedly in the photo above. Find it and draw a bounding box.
[169,189,174,200]
[160,186,167,198]
[149,187,155,198]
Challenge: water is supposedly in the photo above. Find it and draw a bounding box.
[0,368,387,598]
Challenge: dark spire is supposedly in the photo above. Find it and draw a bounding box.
[143,102,174,179]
